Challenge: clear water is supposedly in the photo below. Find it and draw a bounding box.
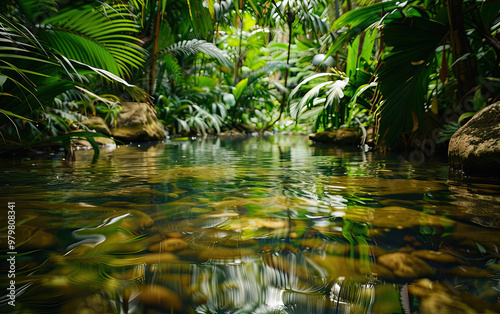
[1,135,499,313]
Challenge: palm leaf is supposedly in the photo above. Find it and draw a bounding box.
[38,5,145,78]
[158,39,233,70]
[326,0,402,57]
[377,17,448,146]
[290,81,332,119]
[16,0,58,22]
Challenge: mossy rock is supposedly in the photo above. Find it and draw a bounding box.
[309,128,360,145]
[82,116,111,136]
[112,102,166,142]
[448,102,500,177]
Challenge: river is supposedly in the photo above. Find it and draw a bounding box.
[1,135,499,313]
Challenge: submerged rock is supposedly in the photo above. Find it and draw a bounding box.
[198,246,257,261]
[411,250,459,264]
[149,238,189,252]
[442,266,491,278]
[378,252,435,279]
[110,253,178,266]
[112,102,165,141]
[448,102,500,177]
[136,285,183,312]
[408,279,499,313]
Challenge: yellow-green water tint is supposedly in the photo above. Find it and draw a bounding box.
[0,135,499,313]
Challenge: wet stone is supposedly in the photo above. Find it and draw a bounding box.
[198,247,257,261]
[442,266,491,278]
[378,252,435,279]
[411,250,459,264]
[136,285,183,312]
[408,279,495,314]
[149,238,189,252]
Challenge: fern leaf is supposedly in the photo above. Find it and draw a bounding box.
[158,39,233,70]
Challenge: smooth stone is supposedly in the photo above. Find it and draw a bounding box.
[136,285,183,312]
[408,279,483,313]
[198,247,257,261]
[449,101,500,177]
[308,255,395,281]
[110,253,178,266]
[260,219,287,229]
[149,238,188,252]
[411,250,459,264]
[300,238,326,249]
[378,252,435,279]
[442,266,490,278]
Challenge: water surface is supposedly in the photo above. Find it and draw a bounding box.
[1,135,499,313]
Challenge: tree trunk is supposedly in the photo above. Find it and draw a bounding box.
[149,0,162,95]
[447,0,477,104]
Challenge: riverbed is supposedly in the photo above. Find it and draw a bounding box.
[1,135,499,313]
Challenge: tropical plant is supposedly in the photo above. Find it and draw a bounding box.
[0,0,147,145]
[325,0,500,146]
[288,28,378,132]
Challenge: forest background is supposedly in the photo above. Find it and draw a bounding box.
[0,0,499,153]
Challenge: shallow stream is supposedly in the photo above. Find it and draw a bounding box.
[1,135,499,313]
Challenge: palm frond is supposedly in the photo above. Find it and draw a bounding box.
[38,5,145,78]
[326,0,402,57]
[244,61,290,86]
[17,0,58,23]
[290,81,331,119]
[158,39,233,70]
[377,17,448,146]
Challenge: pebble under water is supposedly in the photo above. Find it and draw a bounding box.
[1,135,499,313]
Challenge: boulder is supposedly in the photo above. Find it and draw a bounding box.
[309,128,360,145]
[112,102,166,142]
[448,102,500,177]
[82,116,111,136]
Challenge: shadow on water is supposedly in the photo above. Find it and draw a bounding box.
[0,135,499,313]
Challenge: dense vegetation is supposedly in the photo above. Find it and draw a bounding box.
[1,0,499,150]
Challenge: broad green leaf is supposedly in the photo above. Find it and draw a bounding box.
[458,112,476,125]
[0,75,7,88]
[377,17,447,146]
[207,0,215,19]
[0,108,34,121]
[233,78,248,101]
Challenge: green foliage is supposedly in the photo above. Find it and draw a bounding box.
[158,39,233,71]
[0,0,147,144]
[377,17,448,146]
[38,5,145,78]
[1,0,499,149]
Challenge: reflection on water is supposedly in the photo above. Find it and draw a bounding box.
[1,135,499,313]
